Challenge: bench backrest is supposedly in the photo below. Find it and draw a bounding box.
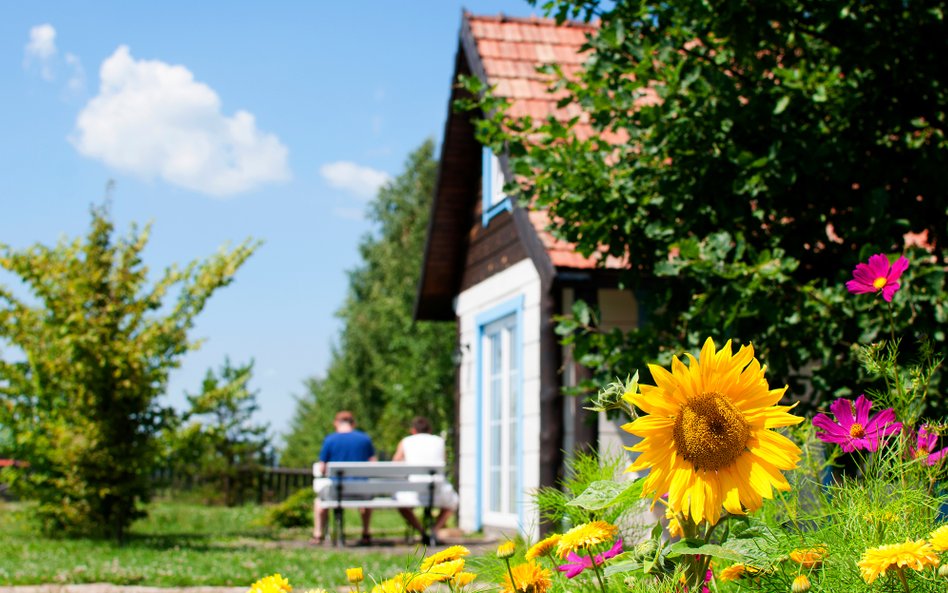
[313,461,445,499]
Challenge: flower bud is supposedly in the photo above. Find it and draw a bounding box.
[346,567,364,584]
[791,574,811,593]
[496,541,516,559]
[939,563,948,578]
[633,540,658,559]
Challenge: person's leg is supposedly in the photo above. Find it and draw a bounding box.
[359,507,373,542]
[313,499,328,541]
[398,507,425,534]
[433,507,453,532]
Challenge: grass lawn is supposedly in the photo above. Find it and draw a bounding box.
[0,500,426,588]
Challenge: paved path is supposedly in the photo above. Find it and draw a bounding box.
[0,587,245,593]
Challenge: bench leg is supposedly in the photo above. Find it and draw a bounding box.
[333,508,345,547]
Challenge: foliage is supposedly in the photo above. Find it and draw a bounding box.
[0,203,257,539]
[165,358,272,506]
[282,140,456,465]
[0,500,411,586]
[263,486,313,528]
[457,0,948,412]
[535,449,636,529]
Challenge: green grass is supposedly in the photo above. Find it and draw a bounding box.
[0,500,425,587]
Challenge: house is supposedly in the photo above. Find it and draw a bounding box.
[414,12,643,539]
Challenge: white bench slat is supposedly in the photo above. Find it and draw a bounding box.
[317,481,432,497]
[315,461,444,479]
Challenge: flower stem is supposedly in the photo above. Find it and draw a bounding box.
[504,559,517,593]
[896,566,910,593]
[587,549,608,593]
[545,553,558,575]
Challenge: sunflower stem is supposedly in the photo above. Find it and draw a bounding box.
[587,549,608,593]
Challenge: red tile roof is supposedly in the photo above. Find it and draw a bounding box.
[465,13,629,270]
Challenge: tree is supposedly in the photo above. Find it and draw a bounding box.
[282,140,456,465]
[461,0,947,409]
[0,203,257,539]
[171,358,271,506]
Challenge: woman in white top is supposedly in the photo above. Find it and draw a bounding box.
[393,416,458,539]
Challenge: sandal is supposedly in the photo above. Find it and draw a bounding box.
[357,534,372,546]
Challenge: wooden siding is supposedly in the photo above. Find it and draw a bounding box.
[459,195,528,292]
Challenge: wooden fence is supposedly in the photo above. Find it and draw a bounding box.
[153,465,312,504]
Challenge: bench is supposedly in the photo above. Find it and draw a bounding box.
[313,461,445,546]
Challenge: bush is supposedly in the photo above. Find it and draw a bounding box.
[264,488,312,528]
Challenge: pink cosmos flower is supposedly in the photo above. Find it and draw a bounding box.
[557,539,623,579]
[909,425,948,466]
[812,395,901,453]
[845,253,909,302]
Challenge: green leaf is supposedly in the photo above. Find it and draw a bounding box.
[566,478,645,511]
[667,539,744,561]
[773,95,791,115]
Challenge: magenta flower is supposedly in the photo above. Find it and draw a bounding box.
[812,395,901,453]
[557,539,623,579]
[845,253,909,302]
[909,425,948,466]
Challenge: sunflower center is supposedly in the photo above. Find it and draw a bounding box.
[849,423,866,438]
[673,392,751,471]
[872,276,887,290]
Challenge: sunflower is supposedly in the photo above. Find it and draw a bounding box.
[501,562,552,593]
[420,545,471,570]
[857,539,941,584]
[930,525,948,552]
[555,521,619,558]
[525,534,561,560]
[249,574,292,593]
[623,338,803,525]
[789,546,828,568]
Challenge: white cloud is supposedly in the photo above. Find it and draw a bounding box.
[72,45,290,196]
[64,52,85,94]
[24,23,57,80]
[319,161,390,200]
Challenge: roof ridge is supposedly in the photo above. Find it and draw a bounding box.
[463,10,597,30]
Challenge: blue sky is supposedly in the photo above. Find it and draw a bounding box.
[1,1,538,445]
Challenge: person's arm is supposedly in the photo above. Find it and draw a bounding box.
[392,439,406,462]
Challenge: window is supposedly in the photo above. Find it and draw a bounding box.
[475,295,523,528]
[482,147,512,226]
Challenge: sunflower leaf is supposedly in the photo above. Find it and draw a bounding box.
[666,539,744,561]
[566,478,645,510]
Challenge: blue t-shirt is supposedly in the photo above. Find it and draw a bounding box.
[319,430,375,463]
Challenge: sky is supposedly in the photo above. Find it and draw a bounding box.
[1,1,540,445]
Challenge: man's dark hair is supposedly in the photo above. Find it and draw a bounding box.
[411,416,432,434]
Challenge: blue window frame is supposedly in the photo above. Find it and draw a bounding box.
[474,295,524,530]
[482,146,512,227]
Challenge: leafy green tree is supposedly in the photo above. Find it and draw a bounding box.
[282,140,456,465]
[0,203,257,539]
[171,358,271,506]
[462,0,947,409]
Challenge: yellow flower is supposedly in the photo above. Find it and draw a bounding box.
[371,576,405,593]
[525,534,561,560]
[497,540,516,559]
[501,562,551,593]
[426,559,465,581]
[451,572,477,588]
[665,508,682,538]
[555,521,619,558]
[420,545,471,571]
[346,567,364,584]
[718,564,746,581]
[249,574,292,593]
[857,539,941,584]
[930,524,948,552]
[791,574,811,593]
[789,546,828,568]
[623,338,803,525]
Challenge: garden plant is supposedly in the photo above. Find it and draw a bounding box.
[245,252,946,593]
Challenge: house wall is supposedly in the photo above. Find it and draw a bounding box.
[455,258,542,539]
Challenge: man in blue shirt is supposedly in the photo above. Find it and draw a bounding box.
[313,410,376,544]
